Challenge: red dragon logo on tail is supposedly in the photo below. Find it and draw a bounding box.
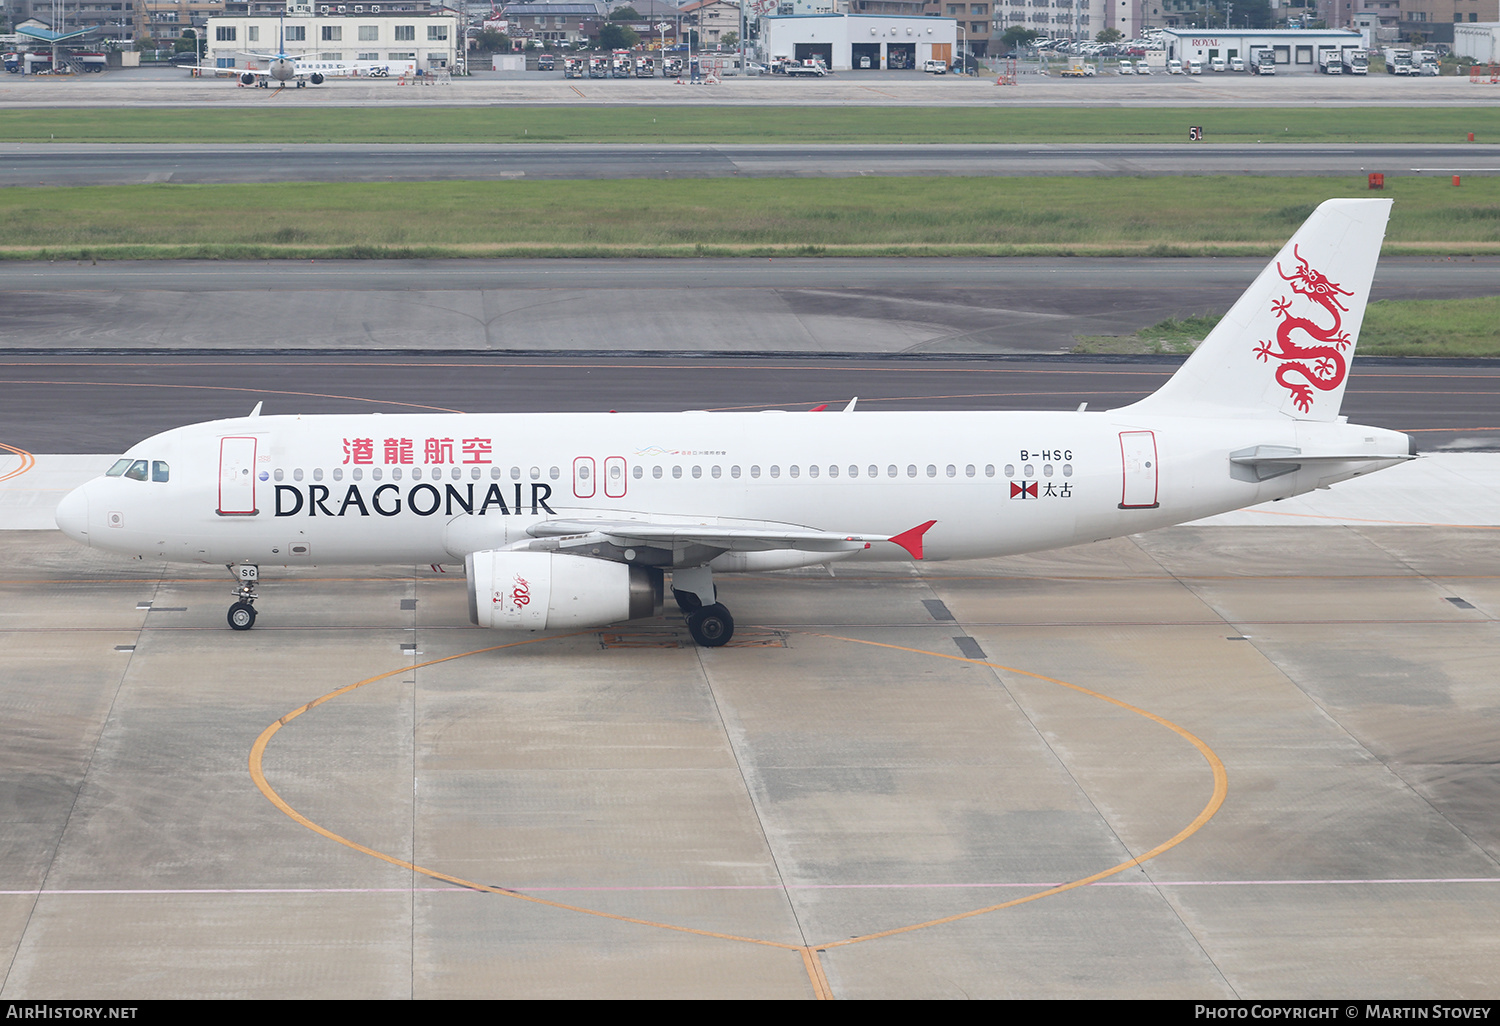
[1253,245,1355,413]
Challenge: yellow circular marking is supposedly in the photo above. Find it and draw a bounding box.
[250,629,1229,999]
[0,442,36,484]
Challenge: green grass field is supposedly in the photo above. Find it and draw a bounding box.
[4,174,1497,260]
[5,106,1498,144]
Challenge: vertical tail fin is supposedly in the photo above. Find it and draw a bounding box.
[1123,198,1392,422]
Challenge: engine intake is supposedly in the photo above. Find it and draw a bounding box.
[309,72,324,85]
[466,551,662,630]
[240,72,256,85]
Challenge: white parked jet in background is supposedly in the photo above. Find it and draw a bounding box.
[55,200,1413,646]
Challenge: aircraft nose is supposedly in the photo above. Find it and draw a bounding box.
[55,483,90,544]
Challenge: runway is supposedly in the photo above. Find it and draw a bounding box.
[4,256,1499,359]
[0,354,1497,454]
[6,141,1498,185]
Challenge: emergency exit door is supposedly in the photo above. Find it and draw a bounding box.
[1118,431,1159,509]
[218,436,258,516]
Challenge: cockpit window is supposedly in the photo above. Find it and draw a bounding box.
[106,458,133,477]
[123,460,149,481]
[152,461,170,483]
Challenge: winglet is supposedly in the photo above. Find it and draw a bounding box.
[888,520,936,560]
[248,401,263,418]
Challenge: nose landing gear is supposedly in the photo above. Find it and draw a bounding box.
[227,563,259,631]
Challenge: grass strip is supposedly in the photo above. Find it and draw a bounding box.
[5,106,1498,144]
[3,175,1498,260]
[1073,297,1500,358]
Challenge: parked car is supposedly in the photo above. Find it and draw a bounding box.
[1210,57,1227,72]
[1228,56,1245,72]
[923,59,947,74]
[1117,60,1134,75]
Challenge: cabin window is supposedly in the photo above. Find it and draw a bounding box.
[412,467,422,480]
[633,466,643,479]
[393,468,404,481]
[888,465,898,478]
[152,461,170,483]
[492,467,503,479]
[333,468,344,481]
[1004,464,1014,477]
[946,465,956,478]
[965,465,975,478]
[731,466,741,479]
[672,466,682,479]
[828,465,839,478]
[653,466,663,479]
[848,465,859,478]
[293,468,304,482]
[351,468,362,481]
[692,466,702,479]
[1063,464,1073,476]
[926,465,937,478]
[808,465,819,478]
[789,465,799,478]
[274,469,284,482]
[1044,464,1053,477]
[549,467,560,480]
[711,466,721,479]
[530,467,540,480]
[511,467,521,480]
[985,465,995,477]
[1024,464,1034,477]
[750,465,761,479]
[769,466,780,478]
[868,466,878,479]
[372,468,383,481]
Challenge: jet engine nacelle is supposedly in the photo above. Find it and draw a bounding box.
[309,72,324,84]
[466,550,662,631]
[240,72,256,85]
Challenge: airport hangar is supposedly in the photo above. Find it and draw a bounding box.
[760,13,959,71]
[1160,27,1365,72]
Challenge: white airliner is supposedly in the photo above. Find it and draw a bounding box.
[226,55,417,87]
[54,200,1414,647]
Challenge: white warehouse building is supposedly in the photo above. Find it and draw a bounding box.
[1161,28,1365,74]
[203,8,460,72]
[760,14,958,71]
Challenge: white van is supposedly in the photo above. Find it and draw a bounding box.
[1229,56,1245,72]
[1210,56,1227,72]
[1167,58,1183,74]
[1117,59,1134,74]
[1185,58,1203,74]
[923,59,947,74]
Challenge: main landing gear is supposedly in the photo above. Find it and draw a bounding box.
[228,563,259,631]
[672,565,734,648]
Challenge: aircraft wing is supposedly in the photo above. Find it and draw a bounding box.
[528,517,936,559]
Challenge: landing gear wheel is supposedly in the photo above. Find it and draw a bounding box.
[687,603,733,647]
[228,601,257,631]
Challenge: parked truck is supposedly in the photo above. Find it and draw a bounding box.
[1382,46,1413,74]
[1318,48,1343,74]
[1341,50,1368,74]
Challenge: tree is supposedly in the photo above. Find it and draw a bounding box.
[1095,28,1123,44]
[1001,27,1039,51]
[598,23,639,49]
[609,5,641,20]
[473,29,511,53]
[720,31,738,48]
